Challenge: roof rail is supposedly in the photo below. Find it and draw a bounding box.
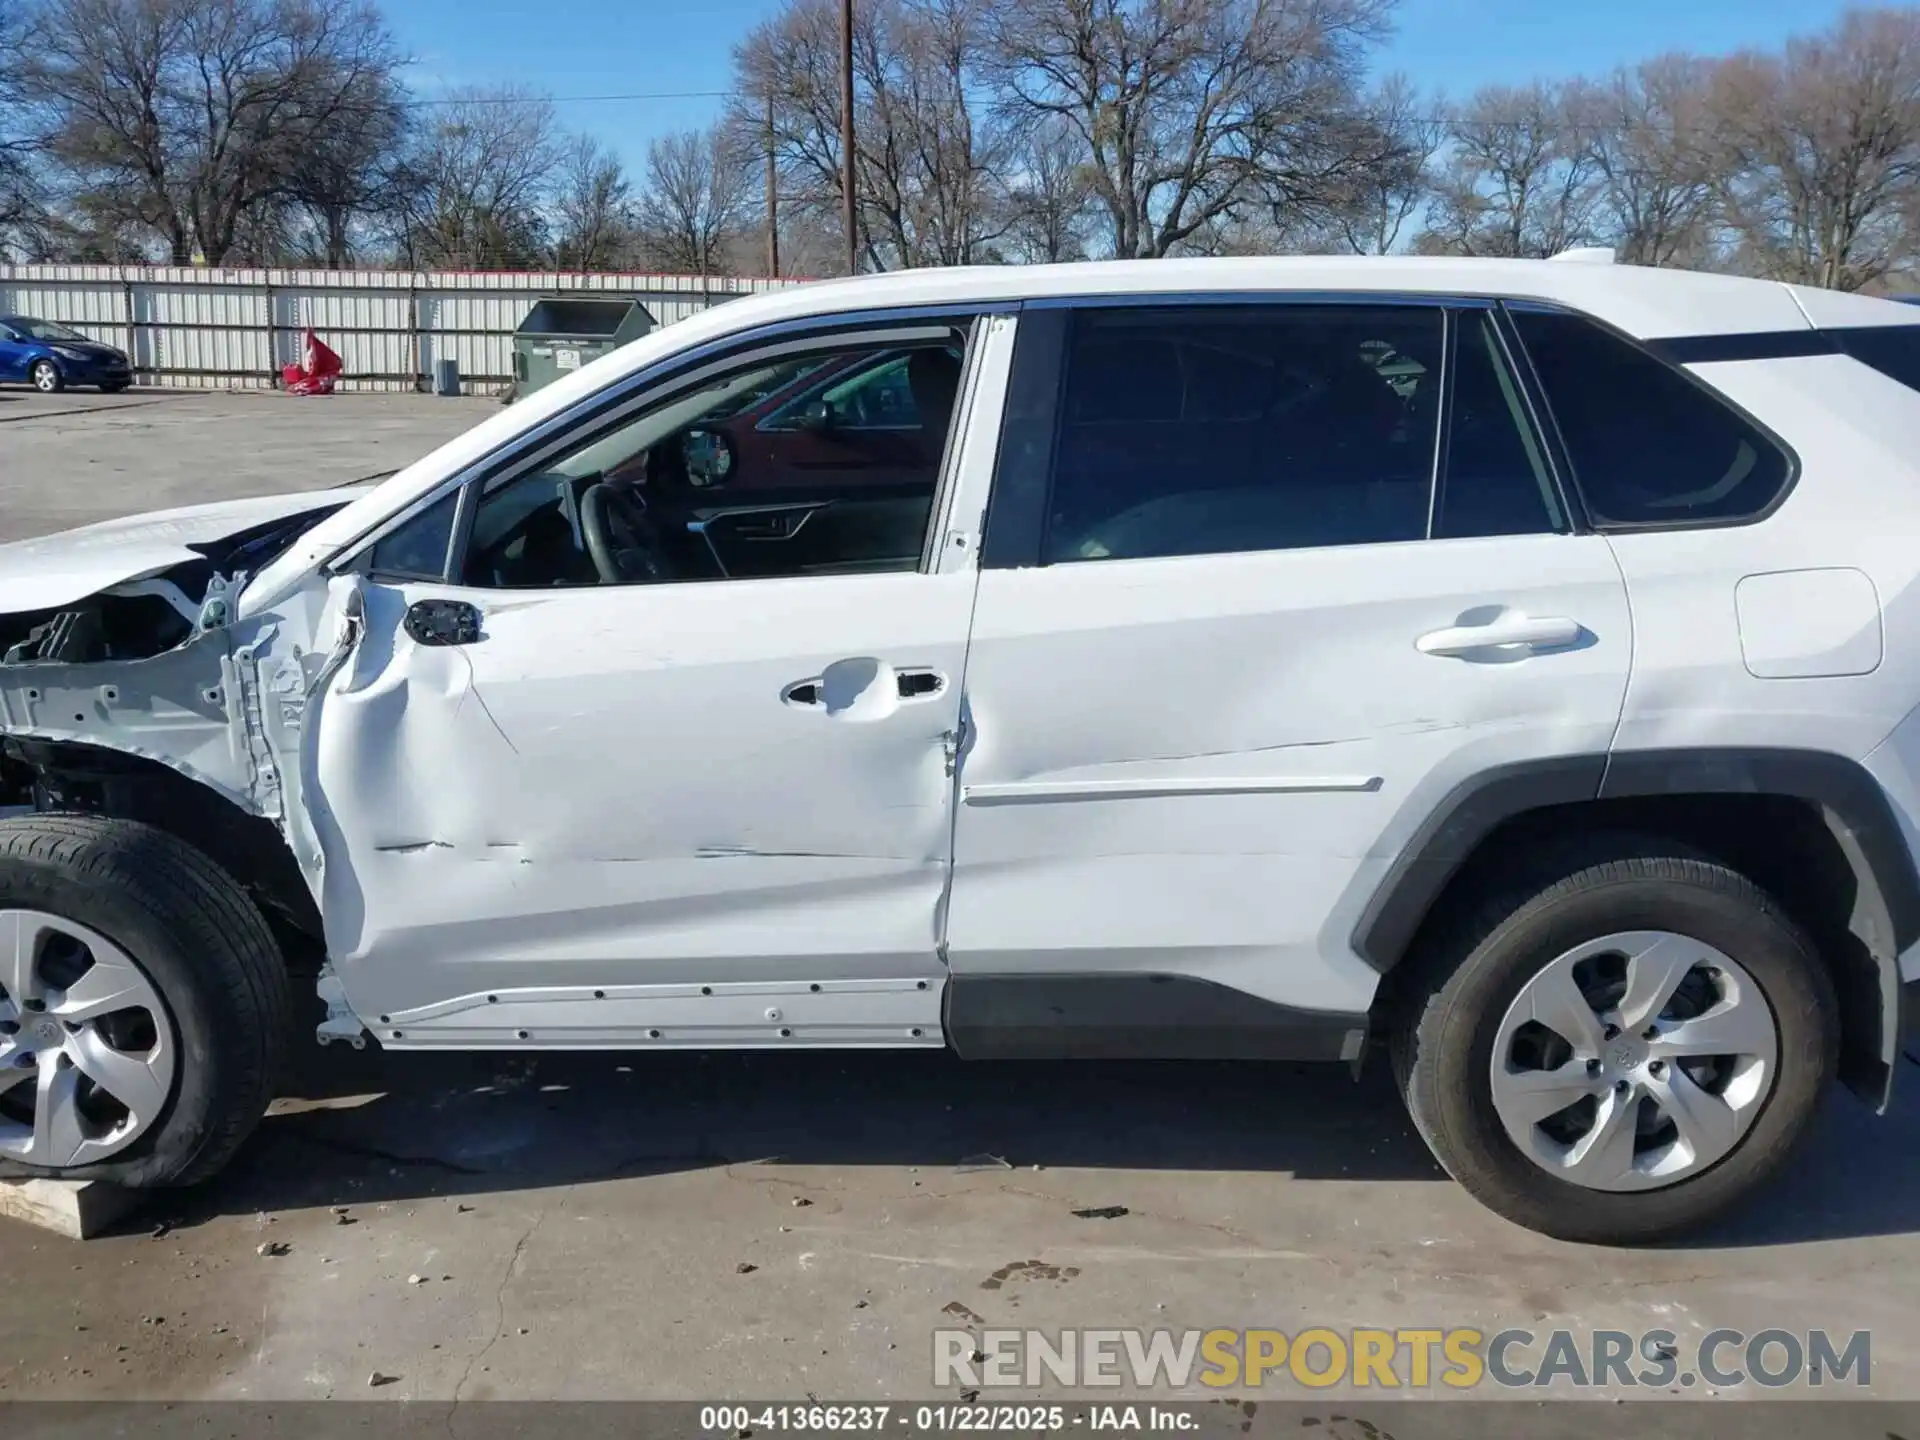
[1549,246,1617,264]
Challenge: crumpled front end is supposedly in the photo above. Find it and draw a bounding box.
[0,496,367,1010]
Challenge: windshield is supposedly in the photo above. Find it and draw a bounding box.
[8,318,90,342]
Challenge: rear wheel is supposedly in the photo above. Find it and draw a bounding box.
[0,815,291,1187]
[29,359,62,394]
[100,379,130,393]
[1392,835,1836,1244]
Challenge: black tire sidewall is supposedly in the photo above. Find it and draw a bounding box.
[1411,871,1835,1243]
[0,850,242,1185]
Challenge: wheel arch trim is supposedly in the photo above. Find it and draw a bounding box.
[1353,747,1919,1109]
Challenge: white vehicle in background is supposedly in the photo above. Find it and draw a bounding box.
[2,254,1919,1245]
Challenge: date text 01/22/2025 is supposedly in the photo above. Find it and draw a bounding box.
[698,1405,1201,1432]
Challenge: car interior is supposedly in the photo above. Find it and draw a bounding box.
[459,337,966,589]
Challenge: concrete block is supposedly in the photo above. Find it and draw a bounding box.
[0,1178,143,1239]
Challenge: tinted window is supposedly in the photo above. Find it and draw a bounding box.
[1434,313,1563,539]
[1044,306,1444,563]
[1511,309,1791,526]
[1833,325,1920,393]
[358,492,458,580]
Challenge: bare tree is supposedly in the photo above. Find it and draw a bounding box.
[735,0,1012,270]
[1566,55,1717,268]
[1334,74,1442,254]
[28,0,405,265]
[1002,115,1095,261]
[386,86,560,268]
[552,134,636,270]
[1422,82,1598,257]
[987,0,1392,259]
[1708,8,1920,291]
[284,67,409,266]
[0,4,48,256]
[635,125,754,275]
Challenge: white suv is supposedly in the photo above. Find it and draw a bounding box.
[2,256,1917,1245]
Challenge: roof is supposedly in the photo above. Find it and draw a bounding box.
[692,256,1874,344]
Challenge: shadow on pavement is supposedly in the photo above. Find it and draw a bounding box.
[143,1036,1920,1248]
[169,1044,1441,1223]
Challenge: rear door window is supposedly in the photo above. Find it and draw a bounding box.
[1509,308,1793,527]
[1042,305,1445,563]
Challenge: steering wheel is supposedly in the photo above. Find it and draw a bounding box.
[581,480,676,585]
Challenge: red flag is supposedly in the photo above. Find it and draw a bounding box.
[284,328,343,395]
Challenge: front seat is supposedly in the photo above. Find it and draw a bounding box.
[907,348,963,457]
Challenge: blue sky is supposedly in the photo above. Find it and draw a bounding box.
[387,0,1853,174]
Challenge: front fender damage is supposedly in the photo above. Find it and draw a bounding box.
[0,569,372,1046]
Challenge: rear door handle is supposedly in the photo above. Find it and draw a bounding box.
[1416,614,1582,657]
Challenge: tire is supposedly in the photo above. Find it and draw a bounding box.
[29,359,62,394]
[1391,832,1836,1245]
[100,379,130,393]
[0,815,292,1187]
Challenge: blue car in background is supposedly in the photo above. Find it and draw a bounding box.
[0,315,133,393]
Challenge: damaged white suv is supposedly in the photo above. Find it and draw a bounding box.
[4,257,1920,1244]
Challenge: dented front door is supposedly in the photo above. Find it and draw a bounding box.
[308,570,974,1046]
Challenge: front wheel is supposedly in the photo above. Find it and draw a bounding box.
[0,815,292,1187]
[1393,835,1836,1244]
[29,359,62,394]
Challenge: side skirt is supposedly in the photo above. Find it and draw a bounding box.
[943,973,1368,1065]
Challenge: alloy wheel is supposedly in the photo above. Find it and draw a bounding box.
[0,910,177,1167]
[1488,930,1778,1192]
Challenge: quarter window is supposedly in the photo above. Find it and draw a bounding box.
[1510,308,1792,526]
[1042,306,1445,564]
[351,491,459,581]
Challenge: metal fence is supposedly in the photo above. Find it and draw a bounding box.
[0,265,805,394]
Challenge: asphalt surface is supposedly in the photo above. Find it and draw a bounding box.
[0,387,494,543]
[0,385,1917,1414]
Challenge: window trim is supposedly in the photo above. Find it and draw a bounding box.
[1500,299,1802,534]
[320,300,1014,581]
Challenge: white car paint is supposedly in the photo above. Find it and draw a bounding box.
[944,534,1631,1016]
[0,486,368,616]
[3,256,1920,1072]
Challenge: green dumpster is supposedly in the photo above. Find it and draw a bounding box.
[510,296,655,397]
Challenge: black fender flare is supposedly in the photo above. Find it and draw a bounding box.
[1352,748,1919,1108]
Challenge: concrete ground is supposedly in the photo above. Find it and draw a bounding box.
[0,387,494,543]
[0,387,1917,1419]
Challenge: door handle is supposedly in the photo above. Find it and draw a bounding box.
[1416,613,1581,657]
[782,660,946,716]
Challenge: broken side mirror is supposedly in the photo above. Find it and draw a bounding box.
[404,598,481,647]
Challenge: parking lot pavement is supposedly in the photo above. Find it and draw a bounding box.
[0,387,495,543]
[0,386,1918,1410]
[0,1044,1917,1404]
